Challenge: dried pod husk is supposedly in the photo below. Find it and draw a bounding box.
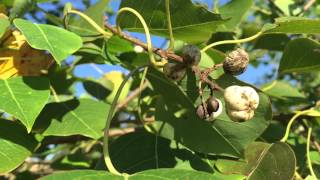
[223,48,249,76]
[163,62,186,81]
[181,45,201,66]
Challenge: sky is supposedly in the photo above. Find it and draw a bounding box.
[36,0,276,95]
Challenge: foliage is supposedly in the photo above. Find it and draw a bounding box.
[0,0,320,179]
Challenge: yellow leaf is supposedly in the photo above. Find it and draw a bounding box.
[0,30,53,79]
[104,71,131,102]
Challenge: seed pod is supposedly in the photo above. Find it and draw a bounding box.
[224,85,259,122]
[223,48,249,76]
[163,62,186,81]
[181,45,201,66]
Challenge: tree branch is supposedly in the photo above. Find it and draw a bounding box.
[105,23,184,63]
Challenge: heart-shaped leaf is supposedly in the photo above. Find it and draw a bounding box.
[0,77,50,132]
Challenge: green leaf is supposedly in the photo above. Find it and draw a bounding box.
[261,80,305,100]
[246,142,296,180]
[34,98,109,139]
[148,68,272,157]
[109,130,213,174]
[40,170,122,180]
[68,0,109,37]
[0,119,38,173]
[217,0,253,31]
[13,18,82,65]
[41,169,231,180]
[0,77,50,132]
[216,142,296,180]
[119,0,225,43]
[0,18,9,38]
[278,38,320,74]
[254,34,290,51]
[265,17,320,34]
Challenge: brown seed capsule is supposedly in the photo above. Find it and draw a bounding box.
[163,62,186,81]
[223,48,249,76]
[181,45,201,66]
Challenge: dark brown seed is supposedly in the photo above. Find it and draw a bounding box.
[206,96,219,114]
[163,62,187,81]
[196,104,207,119]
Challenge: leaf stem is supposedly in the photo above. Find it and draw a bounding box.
[49,85,60,102]
[280,109,314,142]
[280,111,305,142]
[65,9,112,38]
[116,7,165,66]
[307,128,317,179]
[137,67,149,124]
[103,66,144,175]
[165,0,174,50]
[201,31,262,53]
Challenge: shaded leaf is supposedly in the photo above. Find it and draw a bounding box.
[108,130,213,174]
[83,79,112,100]
[119,0,225,43]
[148,68,272,157]
[34,98,110,139]
[14,19,82,64]
[278,38,320,74]
[0,119,38,173]
[0,77,50,132]
[216,142,296,180]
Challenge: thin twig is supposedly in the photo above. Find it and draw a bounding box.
[105,23,184,63]
[303,0,316,11]
[116,82,148,109]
